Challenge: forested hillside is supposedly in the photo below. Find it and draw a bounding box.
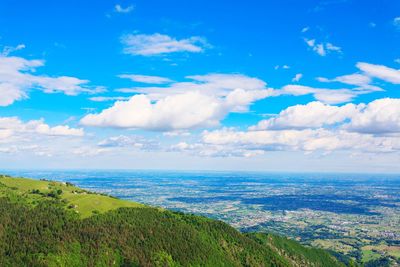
[0,175,344,266]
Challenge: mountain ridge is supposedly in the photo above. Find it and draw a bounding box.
[0,174,344,266]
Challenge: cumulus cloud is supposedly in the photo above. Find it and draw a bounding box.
[0,117,84,139]
[252,98,400,134]
[35,124,84,137]
[81,92,223,130]
[251,101,361,130]
[118,74,173,84]
[344,98,400,134]
[0,116,87,158]
[85,70,384,131]
[0,55,101,106]
[121,33,210,56]
[167,98,400,157]
[81,74,272,131]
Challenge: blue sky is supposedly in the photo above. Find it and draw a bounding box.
[0,0,400,172]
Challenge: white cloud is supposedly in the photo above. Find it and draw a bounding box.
[119,73,268,98]
[0,117,84,138]
[326,42,341,52]
[316,61,400,92]
[331,73,371,85]
[35,124,84,137]
[163,130,191,137]
[81,74,272,131]
[0,83,27,106]
[72,147,109,157]
[0,117,87,158]
[187,98,400,157]
[97,135,158,150]
[356,62,400,84]
[203,128,323,149]
[0,55,101,106]
[121,33,210,56]
[0,144,53,157]
[118,74,173,84]
[89,96,130,102]
[0,117,83,158]
[1,44,25,56]
[292,73,303,82]
[274,65,290,70]
[216,97,400,156]
[251,101,360,130]
[201,127,400,155]
[281,85,358,104]
[114,4,134,13]
[81,92,223,130]
[344,98,400,134]
[305,39,315,47]
[304,38,342,56]
[169,141,264,158]
[252,98,400,135]
[393,17,400,29]
[301,27,309,33]
[317,73,383,92]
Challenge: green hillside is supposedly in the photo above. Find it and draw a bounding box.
[0,175,344,267]
[0,175,143,218]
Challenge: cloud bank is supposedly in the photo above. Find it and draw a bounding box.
[81,74,273,130]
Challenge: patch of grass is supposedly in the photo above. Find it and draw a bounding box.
[362,249,381,262]
[63,191,143,218]
[311,239,354,254]
[362,244,400,260]
[1,177,51,192]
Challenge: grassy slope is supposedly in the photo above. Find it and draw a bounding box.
[0,175,143,218]
[0,175,344,266]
